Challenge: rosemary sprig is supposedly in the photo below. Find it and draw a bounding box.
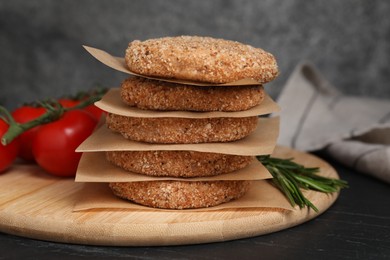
[257,155,348,212]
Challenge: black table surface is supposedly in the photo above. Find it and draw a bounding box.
[0,153,389,260]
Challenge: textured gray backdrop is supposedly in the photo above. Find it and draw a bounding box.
[0,0,389,109]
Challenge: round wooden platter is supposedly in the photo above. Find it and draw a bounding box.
[0,146,339,246]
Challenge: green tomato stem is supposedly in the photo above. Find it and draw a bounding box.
[0,88,106,146]
[0,102,65,145]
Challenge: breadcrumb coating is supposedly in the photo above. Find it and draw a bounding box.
[120,77,265,112]
[109,180,251,209]
[105,113,258,144]
[125,36,279,84]
[106,150,254,177]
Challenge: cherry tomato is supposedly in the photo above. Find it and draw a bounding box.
[12,106,46,162]
[59,98,104,121]
[84,104,105,121]
[32,110,97,177]
[58,98,80,108]
[0,119,20,173]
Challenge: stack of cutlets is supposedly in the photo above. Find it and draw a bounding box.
[78,36,279,210]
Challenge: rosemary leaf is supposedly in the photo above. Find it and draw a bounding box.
[257,155,348,212]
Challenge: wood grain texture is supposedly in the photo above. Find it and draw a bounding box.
[0,146,339,246]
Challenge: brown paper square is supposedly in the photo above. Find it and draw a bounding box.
[75,152,271,183]
[76,117,280,156]
[73,180,294,212]
[95,88,280,118]
[83,46,263,87]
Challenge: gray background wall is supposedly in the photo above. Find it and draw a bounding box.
[0,0,389,110]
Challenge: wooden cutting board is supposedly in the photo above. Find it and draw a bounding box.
[0,146,339,246]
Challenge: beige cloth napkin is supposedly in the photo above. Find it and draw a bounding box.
[277,62,390,183]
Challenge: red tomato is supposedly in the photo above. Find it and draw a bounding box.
[84,104,105,121]
[59,98,104,121]
[0,119,20,173]
[12,106,46,162]
[32,110,97,177]
[58,98,80,108]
